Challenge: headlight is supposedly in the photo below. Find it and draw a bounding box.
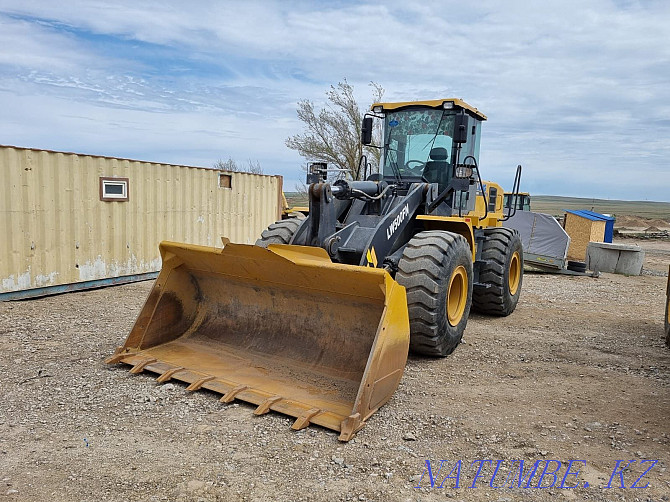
[455,165,473,178]
[373,105,383,113]
[443,101,454,109]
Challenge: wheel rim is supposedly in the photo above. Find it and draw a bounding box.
[508,251,521,295]
[447,265,468,326]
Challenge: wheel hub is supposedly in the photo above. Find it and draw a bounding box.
[447,265,468,326]
[508,251,520,295]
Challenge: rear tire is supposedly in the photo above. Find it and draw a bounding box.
[255,219,302,247]
[396,231,473,357]
[472,228,523,316]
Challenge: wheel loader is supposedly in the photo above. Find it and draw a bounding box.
[107,98,523,441]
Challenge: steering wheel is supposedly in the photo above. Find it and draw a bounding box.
[401,160,425,175]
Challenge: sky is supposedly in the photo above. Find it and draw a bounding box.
[0,0,668,201]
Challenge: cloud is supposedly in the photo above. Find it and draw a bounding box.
[0,0,668,199]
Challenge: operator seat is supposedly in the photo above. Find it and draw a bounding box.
[422,147,450,187]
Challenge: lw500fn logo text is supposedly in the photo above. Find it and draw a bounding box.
[387,204,410,240]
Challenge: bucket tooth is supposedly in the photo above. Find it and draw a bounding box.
[339,413,363,442]
[186,376,215,391]
[129,358,157,374]
[254,395,282,415]
[156,367,184,383]
[220,385,247,403]
[291,408,322,430]
[105,347,129,364]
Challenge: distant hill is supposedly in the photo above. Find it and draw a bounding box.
[286,192,670,221]
[530,196,670,220]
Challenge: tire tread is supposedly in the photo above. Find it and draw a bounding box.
[472,228,523,316]
[396,231,473,357]
[255,219,302,247]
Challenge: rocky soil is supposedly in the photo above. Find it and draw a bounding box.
[1,243,668,502]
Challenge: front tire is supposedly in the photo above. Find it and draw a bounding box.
[472,228,523,316]
[396,231,473,357]
[255,219,302,248]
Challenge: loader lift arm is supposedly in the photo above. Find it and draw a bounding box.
[292,180,429,269]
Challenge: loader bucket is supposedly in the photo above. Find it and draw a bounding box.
[107,241,409,441]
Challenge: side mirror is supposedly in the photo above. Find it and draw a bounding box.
[454,112,469,144]
[361,116,373,145]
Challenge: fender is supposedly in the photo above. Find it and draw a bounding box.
[415,215,476,261]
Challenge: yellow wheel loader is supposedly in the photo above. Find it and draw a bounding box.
[107,98,523,441]
[503,191,531,213]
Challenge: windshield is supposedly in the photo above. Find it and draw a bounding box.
[504,194,531,211]
[382,107,456,184]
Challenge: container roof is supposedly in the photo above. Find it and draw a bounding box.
[564,209,615,221]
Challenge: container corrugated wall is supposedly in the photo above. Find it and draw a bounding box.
[0,146,282,299]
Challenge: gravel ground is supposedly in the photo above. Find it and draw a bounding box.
[1,243,668,502]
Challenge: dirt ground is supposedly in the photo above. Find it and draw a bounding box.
[1,241,668,502]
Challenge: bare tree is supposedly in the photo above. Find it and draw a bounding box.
[286,80,384,181]
[213,157,264,174]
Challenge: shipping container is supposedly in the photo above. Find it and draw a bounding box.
[0,145,282,300]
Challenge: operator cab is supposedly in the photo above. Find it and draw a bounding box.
[362,99,486,215]
[503,192,531,212]
[367,99,485,187]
